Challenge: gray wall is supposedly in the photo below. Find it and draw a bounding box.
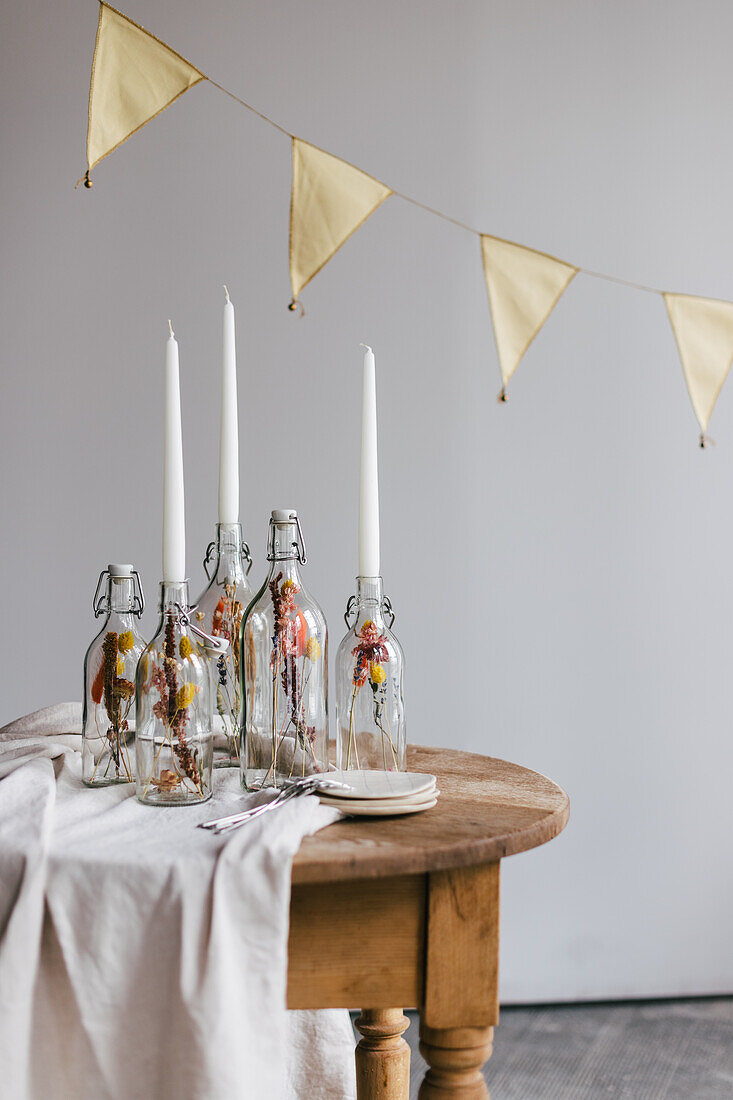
[2,0,732,1002]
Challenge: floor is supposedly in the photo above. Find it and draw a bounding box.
[401,998,733,1099]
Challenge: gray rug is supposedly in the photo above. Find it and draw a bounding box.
[401,998,733,1099]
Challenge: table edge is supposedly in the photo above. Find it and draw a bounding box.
[291,746,570,885]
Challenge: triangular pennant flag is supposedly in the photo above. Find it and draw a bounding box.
[663,292,733,438]
[480,235,577,391]
[289,138,392,304]
[85,2,204,177]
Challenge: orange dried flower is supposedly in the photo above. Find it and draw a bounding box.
[151,770,180,792]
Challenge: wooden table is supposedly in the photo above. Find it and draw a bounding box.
[287,745,569,1098]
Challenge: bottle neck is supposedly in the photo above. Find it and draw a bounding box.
[353,575,384,630]
[103,577,137,626]
[267,521,302,582]
[211,522,247,583]
[267,556,301,585]
[268,520,299,558]
[157,580,190,618]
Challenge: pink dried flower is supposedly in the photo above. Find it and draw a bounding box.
[352,619,389,686]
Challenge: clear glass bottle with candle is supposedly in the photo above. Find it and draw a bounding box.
[194,523,253,767]
[335,577,406,772]
[135,581,218,805]
[240,510,328,789]
[82,564,146,786]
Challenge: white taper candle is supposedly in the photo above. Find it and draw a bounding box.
[358,343,380,577]
[163,321,186,583]
[218,286,239,524]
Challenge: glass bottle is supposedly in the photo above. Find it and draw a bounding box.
[240,510,328,789]
[335,576,406,772]
[135,580,219,805]
[194,522,253,768]
[82,564,146,786]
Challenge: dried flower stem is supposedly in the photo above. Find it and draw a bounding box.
[141,612,203,798]
[346,686,361,770]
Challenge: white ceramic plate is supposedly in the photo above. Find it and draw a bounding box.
[318,789,440,812]
[320,796,439,817]
[325,770,436,800]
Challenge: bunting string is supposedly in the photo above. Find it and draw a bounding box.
[80,2,733,443]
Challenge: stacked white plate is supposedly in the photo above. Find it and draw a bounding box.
[319,770,439,816]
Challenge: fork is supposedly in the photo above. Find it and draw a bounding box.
[199,776,351,834]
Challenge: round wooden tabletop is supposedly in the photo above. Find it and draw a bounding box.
[291,744,570,884]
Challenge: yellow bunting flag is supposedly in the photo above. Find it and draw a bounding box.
[664,292,733,439]
[85,2,204,179]
[480,235,577,392]
[289,138,392,305]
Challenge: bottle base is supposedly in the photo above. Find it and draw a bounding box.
[83,775,134,788]
[136,787,213,807]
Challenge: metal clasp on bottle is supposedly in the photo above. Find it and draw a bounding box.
[92,569,145,618]
[344,591,396,629]
[203,536,253,580]
[173,603,230,656]
[266,513,308,564]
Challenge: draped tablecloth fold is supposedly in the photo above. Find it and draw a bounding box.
[0,703,356,1100]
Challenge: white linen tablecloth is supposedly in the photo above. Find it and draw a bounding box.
[0,703,356,1100]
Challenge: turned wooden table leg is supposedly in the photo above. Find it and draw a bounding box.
[418,1025,493,1098]
[355,1009,411,1099]
[418,862,500,1099]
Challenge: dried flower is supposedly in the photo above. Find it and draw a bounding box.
[102,632,120,726]
[212,597,229,639]
[176,738,201,788]
[116,656,125,676]
[116,678,134,699]
[176,683,198,710]
[151,664,166,693]
[118,630,135,654]
[179,636,193,660]
[163,616,179,728]
[91,657,105,704]
[142,613,203,793]
[151,770,180,792]
[281,579,299,603]
[195,610,205,622]
[369,662,386,685]
[304,636,321,662]
[352,620,389,687]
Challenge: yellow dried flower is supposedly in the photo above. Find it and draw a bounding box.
[116,679,134,699]
[179,636,193,660]
[118,630,135,654]
[116,656,125,676]
[175,683,199,709]
[304,636,321,662]
[369,662,386,685]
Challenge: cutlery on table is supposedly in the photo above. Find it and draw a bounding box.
[199,775,352,834]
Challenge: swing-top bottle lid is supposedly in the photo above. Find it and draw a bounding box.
[108,563,134,578]
[271,509,297,524]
